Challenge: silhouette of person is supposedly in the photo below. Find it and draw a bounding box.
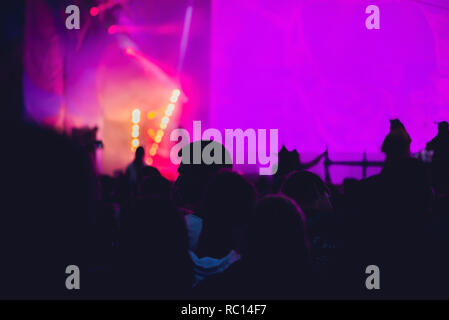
[274,145,327,191]
[190,170,256,286]
[426,121,449,196]
[280,171,334,241]
[125,146,146,195]
[280,170,336,296]
[173,140,232,251]
[381,119,411,163]
[194,195,311,299]
[2,124,96,299]
[139,174,172,200]
[340,119,434,299]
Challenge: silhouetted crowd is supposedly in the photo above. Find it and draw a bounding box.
[2,120,449,299]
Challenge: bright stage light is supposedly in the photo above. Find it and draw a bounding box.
[90,7,100,17]
[125,47,134,55]
[154,136,162,144]
[149,144,158,156]
[147,111,156,119]
[170,89,181,103]
[132,109,141,123]
[131,110,141,152]
[131,138,140,148]
[132,124,139,138]
[108,25,118,35]
[165,104,175,116]
[140,88,182,159]
[154,130,164,143]
[161,116,170,127]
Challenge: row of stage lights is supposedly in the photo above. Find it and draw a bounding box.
[90,2,184,166]
[131,89,181,166]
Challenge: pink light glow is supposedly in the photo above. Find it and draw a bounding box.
[90,7,99,17]
[108,25,118,35]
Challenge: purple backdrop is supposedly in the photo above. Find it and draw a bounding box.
[210,0,449,181]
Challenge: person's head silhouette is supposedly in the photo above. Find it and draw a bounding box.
[438,121,448,134]
[281,170,331,215]
[174,140,232,212]
[381,119,411,162]
[134,146,145,164]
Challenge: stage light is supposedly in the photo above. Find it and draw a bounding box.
[149,144,158,156]
[145,158,153,166]
[170,89,181,103]
[165,104,175,116]
[90,7,100,17]
[147,111,156,119]
[144,89,181,158]
[132,124,139,138]
[125,47,134,55]
[108,25,118,35]
[131,138,140,148]
[161,116,170,128]
[156,129,164,137]
[154,130,164,143]
[132,109,141,123]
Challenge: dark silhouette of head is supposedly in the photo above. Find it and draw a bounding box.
[381,119,412,162]
[281,170,331,214]
[276,145,301,176]
[139,174,172,200]
[174,140,232,212]
[134,146,145,164]
[196,169,256,257]
[438,121,448,134]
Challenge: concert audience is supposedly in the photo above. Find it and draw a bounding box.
[194,195,311,299]
[3,118,449,299]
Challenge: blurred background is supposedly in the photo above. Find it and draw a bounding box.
[10,0,449,182]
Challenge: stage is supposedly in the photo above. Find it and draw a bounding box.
[23,0,449,182]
